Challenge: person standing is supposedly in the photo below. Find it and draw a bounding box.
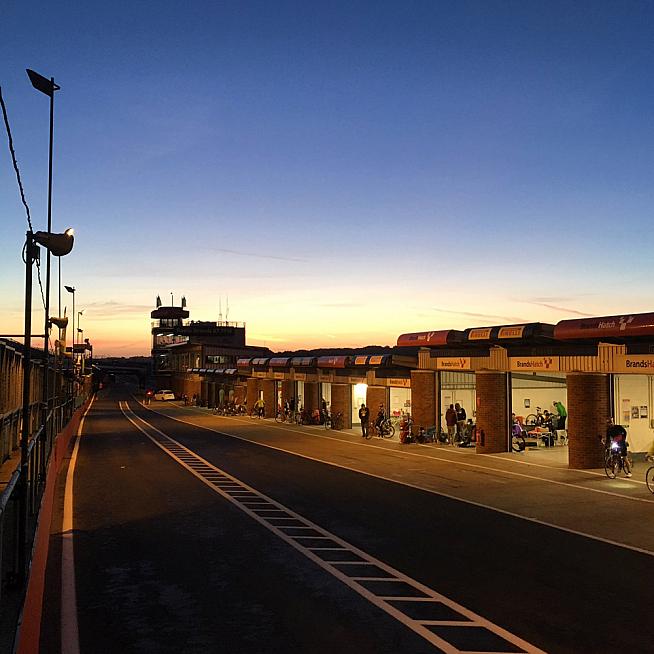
[455,403,467,440]
[445,404,457,444]
[553,401,567,430]
[358,403,370,438]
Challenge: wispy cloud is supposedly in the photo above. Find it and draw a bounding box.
[431,308,530,324]
[527,302,593,317]
[83,301,153,319]
[319,302,360,308]
[208,248,308,263]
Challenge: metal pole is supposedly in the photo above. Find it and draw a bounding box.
[42,78,55,442]
[71,291,75,371]
[19,232,35,580]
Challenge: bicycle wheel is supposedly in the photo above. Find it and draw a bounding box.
[511,435,525,452]
[383,423,395,439]
[324,417,332,429]
[524,414,537,428]
[646,466,654,494]
[604,454,617,479]
[275,412,284,423]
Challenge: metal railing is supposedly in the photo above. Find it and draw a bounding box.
[0,391,82,648]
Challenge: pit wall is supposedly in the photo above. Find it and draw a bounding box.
[16,395,94,654]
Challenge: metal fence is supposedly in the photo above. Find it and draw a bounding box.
[0,392,82,643]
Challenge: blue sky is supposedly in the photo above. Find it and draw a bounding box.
[2,1,654,355]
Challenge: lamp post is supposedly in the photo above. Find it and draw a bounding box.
[77,310,84,346]
[65,285,75,360]
[27,69,61,445]
[19,228,74,579]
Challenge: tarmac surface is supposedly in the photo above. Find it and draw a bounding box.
[39,384,654,653]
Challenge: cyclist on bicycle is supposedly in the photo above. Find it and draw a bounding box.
[375,404,386,437]
[605,417,631,477]
[253,397,265,418]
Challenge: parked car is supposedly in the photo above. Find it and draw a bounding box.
[154,389,175,401]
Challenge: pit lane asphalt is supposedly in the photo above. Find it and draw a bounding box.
[42,386,654,653]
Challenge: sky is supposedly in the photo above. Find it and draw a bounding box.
[2,1,654,356]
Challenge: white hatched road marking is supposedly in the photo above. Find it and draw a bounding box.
[120,401,544,654]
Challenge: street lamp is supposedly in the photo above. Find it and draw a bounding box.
[19,228,74,579]
[65,285,75,360]
[77,310,84,345]
[27,69,61,453]
[26,68,60,329]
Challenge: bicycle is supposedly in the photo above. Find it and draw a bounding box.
[511,428,526,452]
[371,418,395,439]
[604,440,632,479]
[275,408,292,423]
[524,407,544,428]
[324,411,343,430]
[646,458,654,494]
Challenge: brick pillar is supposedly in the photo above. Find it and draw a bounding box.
[366,387,387,421]
[200,380,209,407]
[208,382,216,408]
[330,384,352,429]
[234,384,246,406]
[261,380,276,418]
[304,382,319,411]
[281,380,294,409]
[246,378,259,411]
[475,371,509,454]
[183,377,201,403]
[410,371,438,430]
[567,373,609,469]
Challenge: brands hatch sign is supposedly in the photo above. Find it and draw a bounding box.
[614,354,654,373]
[509,356,560,372]
[436,357,471,371]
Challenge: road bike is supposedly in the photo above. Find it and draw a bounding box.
[646,460,654,494]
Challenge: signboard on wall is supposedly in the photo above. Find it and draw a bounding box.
[318,373,333,382]
[273,372,285,380]
[468,328,492,341]
[253,371,268,378]
[614,354,654,373]
[387,378,411,388]
[293,372,307,381]
[509,356,560,372]
[436,357,471,370]
[348,377,366,384]
[498,326,525,339]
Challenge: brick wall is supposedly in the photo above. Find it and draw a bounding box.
[281,381,294,409]
[234,384,246,406]
[261,380,276,418]
[567,373,609,469]
[246,378,259,411]
[366,386,387,422]
[410,371,437,431]
[330,384,352,429]
[304,382,319,411]
[475,371,509,454]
